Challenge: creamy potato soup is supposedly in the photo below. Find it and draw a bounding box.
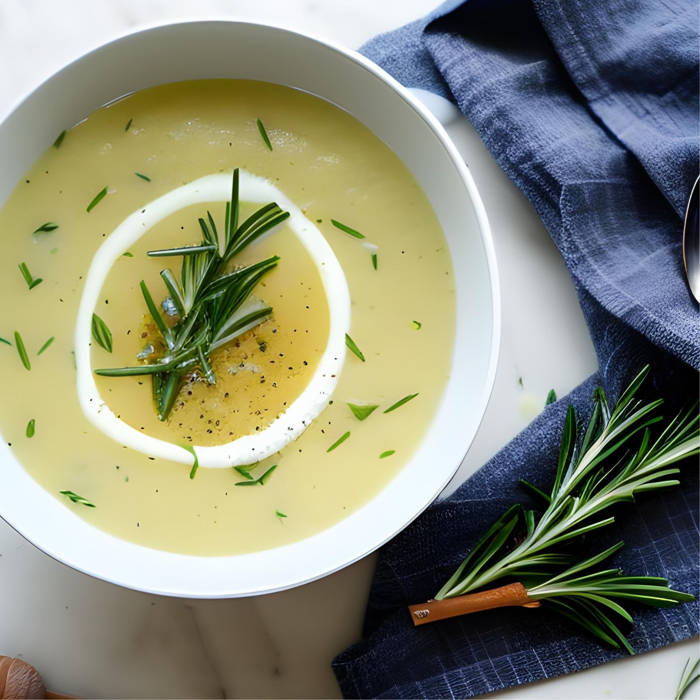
[0,80,455,555]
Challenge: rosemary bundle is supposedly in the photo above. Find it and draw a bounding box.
[410,367,699,653]
[96,169,289,420]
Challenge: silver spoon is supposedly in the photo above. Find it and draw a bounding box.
[682,174,699,303]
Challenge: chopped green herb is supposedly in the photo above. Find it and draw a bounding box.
[60,490,95,508]
[384,393,419,414]
[235,463,278,486]
[276,510,288,519]
[18,262,43,290]
[86,186,108,213]
[26,419,35,438]
[125,118,133,132]
[412,320,422,330]
[379,450,395,459]
[256,118,273,151]
[331,219,365,239]
[37,336,55,355]
[14,331,30,370]
[181,444,199,479]
[122,251,134,257]
[234,465,254,480]
[0,337,10,346]
[518,376,524,388]
[371,252,378,270]
[545,389,557,406]
[91,313,113,353]
[345,333,365,362]
[327,431,350,453]
[348,403,378,421]
[33,222,58,234]
[135,172,151,182]
[53,130,66,148]
[50,248,59,254]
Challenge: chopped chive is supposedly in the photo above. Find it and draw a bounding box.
[256,118,273,150]
[327,431,350,453]
[276,510,287,518]
[412,320,422,330]
[122,251,134,257]
[53,130,66,148]
[59,490,95,508]
[379,450,395,459]
[348,403,378,421]
[91,313,113,352]
[26,419,35,438]
[331,219,365,239]
[125,118,133,132]
[135,172,151,182]
[371,253,378,270]
[14,331,30,370]
[18,262,43,290]
[545,389,557,406]
[37,336,55,355]
[181,444,199,479]
[345,333,365,362]
[384,393,419,414]
[86,186,108,213]
[33,222,58,234]
[0,337,10,346]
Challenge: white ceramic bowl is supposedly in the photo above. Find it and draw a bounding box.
[0,21,499,597]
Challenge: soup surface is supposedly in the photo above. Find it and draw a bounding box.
[0,80,455,555]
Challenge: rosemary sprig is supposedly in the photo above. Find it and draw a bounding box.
[676,658,700,700]
[96,169,289,421]
[426,367,698,653]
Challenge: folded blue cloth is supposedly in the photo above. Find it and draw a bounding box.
[332,1,699,697]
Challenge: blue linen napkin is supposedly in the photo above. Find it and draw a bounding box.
[332,1,699,697]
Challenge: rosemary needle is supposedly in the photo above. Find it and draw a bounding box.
[276,510,287,519]
[53,130,66,148]
[181,444,199,479]
[235,464,277,486]
[37,336,54,355]
[331,219,365,239]
[18,262,42,290]
[91,313,113,352]
[125,118,133,132]
[26,419,35,438]
[14,331,30,370]
[0,337,10,346]
[327,431,351,453]
[371,253,378,270]
[135,172,151,182]
[33,222,58,234]
[379,450,396,459]
[384,393,419,414]
[257,118,273,151]
[60,490,95,508]
[345,333,365,362]
[86,186,108,213]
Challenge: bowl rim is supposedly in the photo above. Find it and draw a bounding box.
[0,18,501,598]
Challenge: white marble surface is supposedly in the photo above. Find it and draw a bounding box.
[0,1,697,698]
